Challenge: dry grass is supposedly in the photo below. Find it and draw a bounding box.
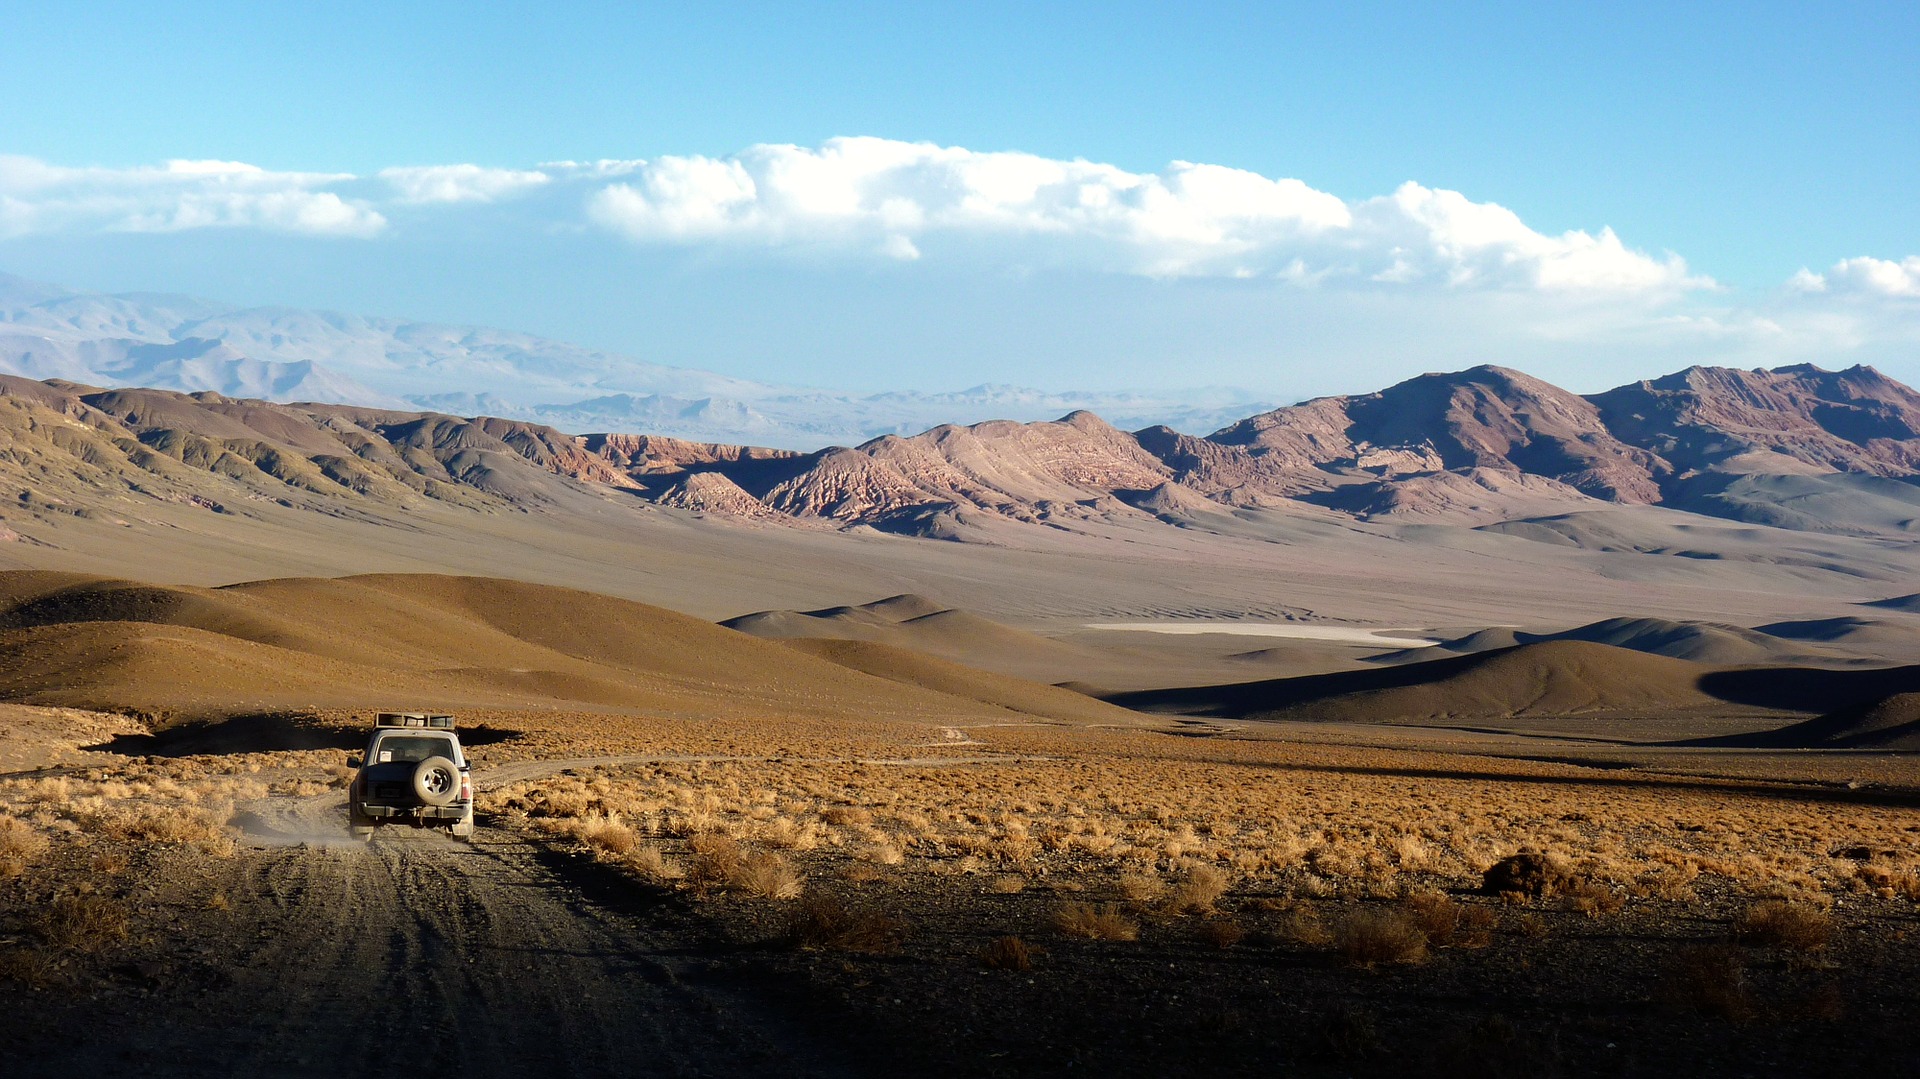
[736,850,805,900]
[783,896,904,952]
[467,706,1920,915]
[1335,908,1429,967]
[1117,871,1166,903]
[0,815,48,876]
[1193,918,1246,949]
[1270,905,1333,948]
[979,935,1038,970]
[1663,944,1752,1020]
[1053,901,1140,941]
[36,893,130,953]
[0,944,64,989]
[577,812,638,857]
[1163,865,1231,915]
[1732,900,1832,952]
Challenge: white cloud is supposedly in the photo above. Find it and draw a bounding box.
[380,164,551,204]
[583,137,1697,293]
[0,155,385,238]
[1792,255,1920,299]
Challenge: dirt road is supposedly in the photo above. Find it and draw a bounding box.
[17,786,851,1079]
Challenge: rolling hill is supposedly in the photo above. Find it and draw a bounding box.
[0,571,1152,729]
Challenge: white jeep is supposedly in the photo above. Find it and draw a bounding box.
[347,713,475,839]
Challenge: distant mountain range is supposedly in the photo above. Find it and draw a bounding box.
[0,272,1272,448]
[3,360,1916,543]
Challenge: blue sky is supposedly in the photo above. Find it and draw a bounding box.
[2,1,1916,398]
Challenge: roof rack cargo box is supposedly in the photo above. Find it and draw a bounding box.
[376,712,456,730]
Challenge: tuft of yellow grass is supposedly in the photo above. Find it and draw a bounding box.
[37,893,131,953]
[0,815,49,876]
[784,896,903,952]
[1732,899,1831,952]
[979,935,1038,970]
[1335,908,1429,967]
[1163,864,1230,915]
[1053,901,1139,941]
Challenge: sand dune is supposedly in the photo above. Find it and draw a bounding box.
[1757,615,1920,650]
[1863,592,1920,613]
[1389,616,1852,667]
[0,571,1148,727]
[722,595,1101,681]
[777,638,1152,727]
[1714,689,1920,750]
[1114,638,1920,727]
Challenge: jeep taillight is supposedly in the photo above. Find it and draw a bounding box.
[460,773,471,802]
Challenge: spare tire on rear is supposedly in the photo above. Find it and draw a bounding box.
[412,756,459,806]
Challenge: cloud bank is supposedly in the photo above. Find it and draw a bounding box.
[1792,255,1920,299]
[0,140,1912,371]
[580,137,1700,292]
[0,140,1705,294]
[0,155,385,238]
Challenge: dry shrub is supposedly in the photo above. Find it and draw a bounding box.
[736,850,805,900]
[686,832,745,890]
[1272,906,1332,948]
[37,893,130,953]
[533,789,594,819]
[86,804,233,855]
[1163,865,1230,915]
[1560,879,1626,918]
[1335,909,1429,967]
[0,815,49,876]
[1193,918,1245,950]
[1733,900,1831,952]
[627,845,684,882]
[986,874,1026,894]
[204,892,230,912]
[1663,944,1752,1020]
[1400,892,1495,948]
[578,813,637,857]
[1402,892,1461,945]
[89,850,129,875]
[1117,871,1166,904]
[1481,852,1577,900]
[784,896,903,953]
[1053,901,1140,941]
[980,935,1037,970]
[0,945,64,989]
[840,862,884,884]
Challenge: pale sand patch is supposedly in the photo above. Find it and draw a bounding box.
[1084,622,1441,646]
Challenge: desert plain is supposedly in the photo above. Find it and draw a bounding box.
[1,366,1919,1076]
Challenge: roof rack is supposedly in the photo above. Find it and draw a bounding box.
[376,712,456,730]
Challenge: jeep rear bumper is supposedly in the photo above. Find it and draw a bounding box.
[359,803,470,821]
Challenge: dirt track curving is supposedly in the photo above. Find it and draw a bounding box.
[13,785,846,1079]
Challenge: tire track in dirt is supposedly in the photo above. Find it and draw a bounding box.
[43,803,845,1077]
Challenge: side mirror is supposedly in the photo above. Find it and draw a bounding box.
[346,757,362,769]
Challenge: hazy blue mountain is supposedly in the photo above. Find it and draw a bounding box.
[0,272,1273,448]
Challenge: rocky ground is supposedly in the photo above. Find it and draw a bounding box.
[5,748,1920,1078]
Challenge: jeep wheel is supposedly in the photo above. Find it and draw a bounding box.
[413,756,460,806]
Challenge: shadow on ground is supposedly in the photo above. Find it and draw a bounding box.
[87,713,524,756]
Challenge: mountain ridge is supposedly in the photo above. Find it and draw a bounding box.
[4,356,1918,544]
[0,272,1273,449]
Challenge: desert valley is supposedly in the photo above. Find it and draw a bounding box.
[0,343,1917,1075]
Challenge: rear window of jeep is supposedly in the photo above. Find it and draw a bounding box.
[373,735,457,764]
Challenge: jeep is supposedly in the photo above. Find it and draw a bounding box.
[347,713,475,839]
